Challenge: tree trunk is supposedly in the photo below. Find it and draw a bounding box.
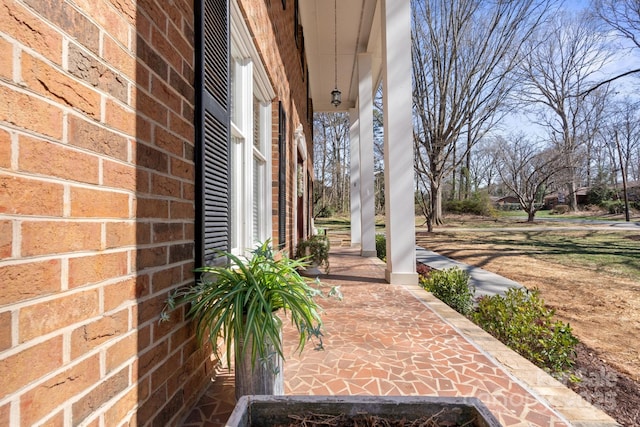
[431,181,444,225]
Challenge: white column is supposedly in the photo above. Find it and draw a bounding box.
[349,109,361,246]
[381,0,418,284]
[358,53,376,257]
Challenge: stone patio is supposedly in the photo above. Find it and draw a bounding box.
[181,247,618,427]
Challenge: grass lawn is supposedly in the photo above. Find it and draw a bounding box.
[420,228,640,282]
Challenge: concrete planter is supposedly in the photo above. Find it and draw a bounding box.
[226,395,503,427]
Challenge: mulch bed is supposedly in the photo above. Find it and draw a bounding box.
[565,343,640,427]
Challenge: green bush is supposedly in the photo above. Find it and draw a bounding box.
[600,199,624,214]
[420,267,475,315]
[587,185,614,205]
[472,288,578,374]
[444,192,495,217]
[375,234,386,261]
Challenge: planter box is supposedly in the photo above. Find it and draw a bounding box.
[226,395,502,427]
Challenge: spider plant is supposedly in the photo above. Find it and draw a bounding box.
[162,240,331,369]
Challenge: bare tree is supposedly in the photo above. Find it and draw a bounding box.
[494,134,564,222]
[313,113,350,216]
[578,0,640,95]
[411,0,556,226]
[516,12,614,211]
[605,98,640,221]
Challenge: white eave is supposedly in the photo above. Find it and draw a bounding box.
[299,0,382,112]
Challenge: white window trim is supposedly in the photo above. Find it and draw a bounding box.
[230,1,274,256]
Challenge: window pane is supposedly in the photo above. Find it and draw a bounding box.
[231,136,241,250]
[253,155,263,243]
[253,96,261,148]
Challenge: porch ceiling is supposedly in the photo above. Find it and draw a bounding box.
[299,0,382,112]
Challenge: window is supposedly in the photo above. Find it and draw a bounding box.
[229,3,274,255]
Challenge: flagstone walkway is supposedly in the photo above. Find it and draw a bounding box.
[181,247,618,427]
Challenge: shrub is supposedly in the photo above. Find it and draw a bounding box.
[420,267,475,315]
[600,199,624,214]
[587,185,614,205]
[472,288,578,374]
[552,204,569,214]
[375,234,386,261]
[444,192,495,217]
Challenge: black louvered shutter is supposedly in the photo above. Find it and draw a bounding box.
[277,102,287,249]
[195,0,230,267]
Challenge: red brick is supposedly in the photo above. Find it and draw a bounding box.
[169,111,194,141]
[170,200,193,219]
[68,251,129,288]
[67,43,128,103]
[0,129,10,168]
[137,143,168,173]
[20,355,100,426]
[152,173,180,197]
[68,114,129,161]
[154,127,183,156]
[23,0,99,53]
[105,99,136,135]
[0,220,11,258]
[104,386,137,427]
[103,36,135,80]
[18,135,99,184]
[167,22,193,68]
[151,75,181,114]
[182,182,195,201]
[106,221,136,249]
[0,175,63,216]
[151,264,182,292]
[152,223,183,243]
[137,169,150,193]
[21,221,101,257]
[71,0,130,47]
[136,246,167,270]
[0,402,8,426]
[103,159,136,191]
[0,37,11,81]
[170,322,195,353]
[0,336,63,400]
[70,187,130,218]
[73,366,129,425]
[136,116,152,144]
[22,52,101,119]
[138,339,168,377]
[0,0,63,64]
[19,290,99,342]
[136,222,151,245]
[0,310,11,351]
[136,197,168,218]
[151,350,181,390]
[104,278,136,312]
[71,309,128,359]
[169,156,193,180]
[109,0,135,24]
[105,332,136,373]
[0,259,61,305]
[151,26,182,74]
[169,243,193,264]
[137,88,168,125]
[0,85,63,140]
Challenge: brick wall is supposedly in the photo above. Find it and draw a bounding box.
[0,0,213,425]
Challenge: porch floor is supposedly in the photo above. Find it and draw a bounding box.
[181,246,616,427]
